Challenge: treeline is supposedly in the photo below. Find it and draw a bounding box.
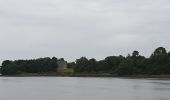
[74,47,170,75]
[1,47,170,76]
[0,57,58,75]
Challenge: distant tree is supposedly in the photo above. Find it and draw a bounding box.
[104,56,120,71]
[74,57,89,72]
[88,58,97,72]
[147,47,169,74]
[152,47,167,56]
[1,60,17,75]
[1,58,58,75]
[132,50,139,58]
[2,60,12,66]
[150,47,168,63]
[116,59,133,75]
[1,47,170,76]
[59,58,64,61]
[52,57,58,62]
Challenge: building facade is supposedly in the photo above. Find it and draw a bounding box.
[57,60,67,70]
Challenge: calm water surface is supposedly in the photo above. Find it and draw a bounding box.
[0,77,170,100]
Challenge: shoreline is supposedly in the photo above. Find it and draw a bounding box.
[1,74,170,80]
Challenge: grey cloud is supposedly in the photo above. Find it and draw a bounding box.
[0,0,170,63]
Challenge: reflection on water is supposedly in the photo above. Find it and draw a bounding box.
[0,77,170,100]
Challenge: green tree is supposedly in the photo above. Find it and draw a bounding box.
[132,50,139,57]
[147,47,169,74]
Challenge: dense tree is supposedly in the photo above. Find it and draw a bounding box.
[146,47,169,75]
[132,50,139,57]
[52,57,58,62]
[104,56,119,71]
[1,60,17,75]
[73,47,170,75]
[116,59,134,75]
[1,57,58,75]
[153,47,167,56]
[1,47,170,76]
[116,51,146,75]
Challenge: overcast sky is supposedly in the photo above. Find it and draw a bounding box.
[0,0,170,63]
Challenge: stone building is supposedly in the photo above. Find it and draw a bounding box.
[57,59,67,70]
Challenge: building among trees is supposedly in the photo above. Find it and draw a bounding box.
[57,58,67,70]
[1,47,170,76]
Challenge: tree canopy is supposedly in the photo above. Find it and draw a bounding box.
[1,47,170,76]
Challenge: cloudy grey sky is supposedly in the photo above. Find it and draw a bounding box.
[0,0,170,63]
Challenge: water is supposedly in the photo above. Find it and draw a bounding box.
[0,77,170,100]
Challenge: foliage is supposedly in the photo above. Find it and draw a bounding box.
[73,47,170,76]
[1,47,170,76]
[1,57,58,75]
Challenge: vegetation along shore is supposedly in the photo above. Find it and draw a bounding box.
[1,47,170,78]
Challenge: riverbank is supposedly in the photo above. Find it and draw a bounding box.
[1,73,170,79]
[0,73,113,77]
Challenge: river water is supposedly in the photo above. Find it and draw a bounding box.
[0,77,170,100]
